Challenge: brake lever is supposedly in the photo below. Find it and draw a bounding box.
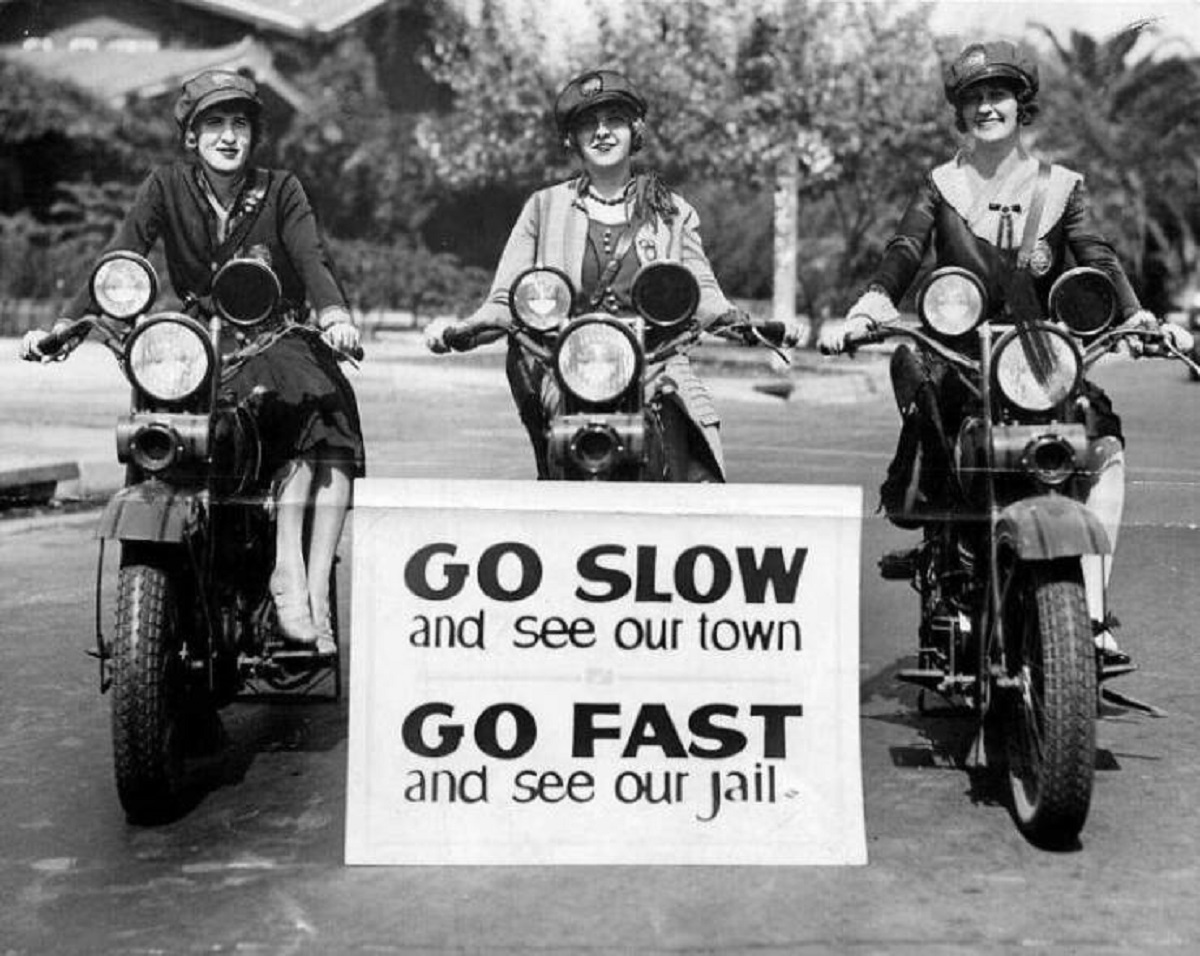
[745,324,792,365]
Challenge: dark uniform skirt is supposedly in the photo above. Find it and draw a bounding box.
[224,329,366,481]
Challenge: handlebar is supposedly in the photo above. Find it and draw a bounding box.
[832,320,1199,376]
[274,323,364,364]
[441,314,793,366]
[838,323,981,374]
[707,317,794,364]
[1084,325,1181,366]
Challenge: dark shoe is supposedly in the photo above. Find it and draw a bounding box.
[879,547,919,580]
[880,423,925,530]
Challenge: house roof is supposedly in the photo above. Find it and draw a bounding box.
[1,36,307,110]
[175,0,395,37]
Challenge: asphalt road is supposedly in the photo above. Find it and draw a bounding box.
[2,340,1199,954]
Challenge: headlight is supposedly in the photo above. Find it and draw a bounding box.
[509,267,574,331]
[556,319,639,404]
[630,261,699,328]
[992,324,1081,413]
[125,315,213,403]
[918,267,986,336]
[90,252,157,320]
[1049,266,1117,338]
[212,257,280,326]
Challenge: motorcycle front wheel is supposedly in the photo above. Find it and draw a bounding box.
[111,548,189,823]
[1000,557,1096,848]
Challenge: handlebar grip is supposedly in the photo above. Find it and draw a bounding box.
[844,328,885,350]
[443,325,474,352]
[38,319,91,356]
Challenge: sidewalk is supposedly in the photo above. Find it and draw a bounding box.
[0,332,887,513]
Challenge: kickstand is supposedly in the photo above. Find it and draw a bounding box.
[1100,685,1168,718]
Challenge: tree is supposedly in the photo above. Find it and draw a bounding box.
[1031,21,1200,308]
[587,0,951,318]
[413,0,951,320]
[0,59,176,302]
[414,0,567,191]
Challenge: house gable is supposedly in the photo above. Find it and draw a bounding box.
[0,0,397,47]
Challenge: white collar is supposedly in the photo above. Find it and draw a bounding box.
[932,151,1082,247]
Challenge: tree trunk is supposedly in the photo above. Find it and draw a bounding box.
[772,151,799,328]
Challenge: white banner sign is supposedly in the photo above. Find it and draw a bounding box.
[346,480,865,865]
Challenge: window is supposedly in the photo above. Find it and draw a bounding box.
[108,38,161,52]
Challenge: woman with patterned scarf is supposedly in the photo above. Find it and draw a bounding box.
[426,69,788,481]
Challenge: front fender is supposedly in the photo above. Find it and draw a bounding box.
[995,495,1111,560]
[95,481,201,543]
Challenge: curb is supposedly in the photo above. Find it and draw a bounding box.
[0,507,102,537]
[0,460,120,535]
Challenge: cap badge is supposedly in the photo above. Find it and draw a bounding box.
[962,47,988,73]
[581,74,603,98]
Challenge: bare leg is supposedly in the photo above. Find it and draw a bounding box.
[1083,439,1125,653]
[270,459,317,643]
[307,461,353,649]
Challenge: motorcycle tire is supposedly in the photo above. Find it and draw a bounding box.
[1001,557,1096,849]
[111,551,189,824]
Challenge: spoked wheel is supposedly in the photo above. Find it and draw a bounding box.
[111,548,191,823]
[1000,557,1096,848]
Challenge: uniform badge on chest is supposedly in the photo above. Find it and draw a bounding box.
[1027,239,1054,277]
[638,237,657,261]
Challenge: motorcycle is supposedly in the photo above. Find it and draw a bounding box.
[441,261,791,480]
[35,251,356,823]
[842,265,1199,848]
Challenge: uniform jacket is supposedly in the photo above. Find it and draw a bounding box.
[64,160,346,321]
[870,155,1141,319]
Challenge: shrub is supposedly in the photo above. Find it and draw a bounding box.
[329,235,491,321]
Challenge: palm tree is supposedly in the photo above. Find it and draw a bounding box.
[1031,20,1200,309]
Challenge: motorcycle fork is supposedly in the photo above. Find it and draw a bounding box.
[643,395,670,481]
[969,326,1001,766]
[88,522,212,697]
[91,540,113,692]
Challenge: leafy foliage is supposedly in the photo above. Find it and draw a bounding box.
[329,235,490,320]
[0,180,143,301]
[5,3,1200,316]
[270,31,444,242]
[415,0,951,308]
[414,0,567,191]
[1032,21,1200,308]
